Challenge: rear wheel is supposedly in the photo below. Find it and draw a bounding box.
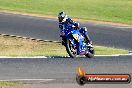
[65,39,77,58]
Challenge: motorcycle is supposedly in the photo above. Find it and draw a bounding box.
[60,25,95,58]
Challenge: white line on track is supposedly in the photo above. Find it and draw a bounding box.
[95,55,120,57]
[0,79,55,82]
[0,51,131,58]
[95,54,132,57]
[0,56,47,58]
[0,54,131,58]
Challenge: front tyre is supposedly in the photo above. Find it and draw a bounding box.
[65,39,77,58]
[85,47,95,58]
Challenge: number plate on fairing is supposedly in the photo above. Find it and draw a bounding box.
[73,34,84,42]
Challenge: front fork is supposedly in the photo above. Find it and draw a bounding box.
[61,36,81,55]
[77,41,85,55]
[68,38,81,55]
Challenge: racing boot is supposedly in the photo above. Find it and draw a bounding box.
[85,35,93,48]
[61,36,66,46]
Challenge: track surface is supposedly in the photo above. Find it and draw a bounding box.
[0,56,132,88]
[0,12,132,50]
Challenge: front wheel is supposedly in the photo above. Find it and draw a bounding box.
[65,39,77,58]
[85,47,95,58]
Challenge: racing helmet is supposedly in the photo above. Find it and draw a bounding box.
[74,22,80,28]
[58,12,67,22]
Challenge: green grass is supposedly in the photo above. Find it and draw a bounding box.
[0,35,128,57]
[0,82,21,87]
[0,0,132,24]
[95,46,128,55]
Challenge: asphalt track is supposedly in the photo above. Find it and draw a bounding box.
[0,12,132,88]
[0,12,132,50]
[0,56,132,88]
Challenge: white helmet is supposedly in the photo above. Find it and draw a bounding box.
[58,12,67,22]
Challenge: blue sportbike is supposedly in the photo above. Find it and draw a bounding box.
[60,26,95,58]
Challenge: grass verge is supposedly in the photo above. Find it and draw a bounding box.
[0,35,128,57]
[0,0,132,24]
[0,82,21,87]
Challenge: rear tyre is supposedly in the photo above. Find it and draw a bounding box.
[65,39,77,58]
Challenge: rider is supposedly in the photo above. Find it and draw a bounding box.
[58,12,92,45]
